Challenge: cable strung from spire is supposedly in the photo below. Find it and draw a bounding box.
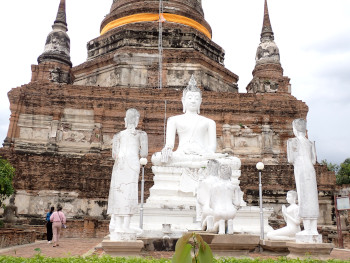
[158,0,164,89]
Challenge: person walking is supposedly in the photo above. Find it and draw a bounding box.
[46,206,54,243]
[50,205,66,247]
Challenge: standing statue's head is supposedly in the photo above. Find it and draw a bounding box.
[125,108,140,129]
[292,118,306,137]
[182,75,202,114]
[286,190,297,204]
[207,159,220,177]
[9,196,15,205]
[219,164,232,181]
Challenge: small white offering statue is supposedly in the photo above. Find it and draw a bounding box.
[107,108,148,241]
[200,163,241,234]
[267,190,301,240]
[197,159,220,222]
[287,118,319,238]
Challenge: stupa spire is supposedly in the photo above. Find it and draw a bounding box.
[54,0,68,32]
[37,0,72,67]
[246,0,291,94]
[261,0,274,42]
[255,0,280,67]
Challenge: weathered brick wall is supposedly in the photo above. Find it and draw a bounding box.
[4,83,308,163]
[15,218,109,239]
[0,229,36,248]
[1,83,311,200]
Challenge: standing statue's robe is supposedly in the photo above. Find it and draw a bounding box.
[107,129,148,215]
[287,137,319,219]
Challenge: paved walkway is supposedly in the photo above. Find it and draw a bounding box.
[0,238,101,258]
[0,238,349,260]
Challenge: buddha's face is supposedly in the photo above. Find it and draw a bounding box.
[182,91,202,113]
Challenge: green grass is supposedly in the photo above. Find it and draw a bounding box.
[0,255,348,263]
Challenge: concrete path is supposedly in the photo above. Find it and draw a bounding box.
[0,238,349,260]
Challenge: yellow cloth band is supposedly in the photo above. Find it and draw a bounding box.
[101,13,211,39]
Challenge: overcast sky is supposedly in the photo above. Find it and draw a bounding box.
[0,0,349,164]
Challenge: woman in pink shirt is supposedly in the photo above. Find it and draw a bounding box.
[50,205,66,247]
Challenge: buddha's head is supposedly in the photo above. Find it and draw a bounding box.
[292,118,306,137]
[9,196,15,205]
[182,75,202,114]
[207,159,220,177]
[286,190,297,204]
[219,164,232,181]
[125,108,140,129]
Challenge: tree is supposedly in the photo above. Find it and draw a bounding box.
[0,156,15,208]
[337,158,350,185]
[320,159,340,174]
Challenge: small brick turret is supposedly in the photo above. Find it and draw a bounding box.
[246,0,291,94]
[33,0,73,84]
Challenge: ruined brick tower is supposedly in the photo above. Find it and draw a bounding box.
[0,0,335,233]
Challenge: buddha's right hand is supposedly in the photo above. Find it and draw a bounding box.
[161,146,173,163]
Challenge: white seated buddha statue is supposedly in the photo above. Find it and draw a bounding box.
[152,75,229,169]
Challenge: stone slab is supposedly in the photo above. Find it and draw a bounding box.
[260,240,289,254]
[286,241,334,260]
[200,233,260,257]
[102,239,144,257]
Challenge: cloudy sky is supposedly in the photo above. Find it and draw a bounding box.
[0,0,349,164]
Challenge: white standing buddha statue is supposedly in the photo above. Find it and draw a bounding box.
[287,118,321,243]
[107,108,148,241]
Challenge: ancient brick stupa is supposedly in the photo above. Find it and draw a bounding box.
[0,0,335,236]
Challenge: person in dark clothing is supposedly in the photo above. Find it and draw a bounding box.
[46,206,54,243]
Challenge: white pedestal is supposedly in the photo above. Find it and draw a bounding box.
[131,204,273,238]
[296,232,322,244]
[135,159,272,238]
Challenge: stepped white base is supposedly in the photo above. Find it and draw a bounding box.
[132,161,272,238]
[130,205,273,238]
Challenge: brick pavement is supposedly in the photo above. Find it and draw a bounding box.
[0,238,102,258]
[0,238,349,260]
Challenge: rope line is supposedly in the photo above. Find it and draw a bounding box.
[158,0,164,89]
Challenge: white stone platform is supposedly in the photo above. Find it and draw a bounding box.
[130,205,273,238]
[130,160,274,238]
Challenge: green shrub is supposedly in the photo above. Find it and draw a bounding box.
[172,232,213,263]
[0,156,15,208]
